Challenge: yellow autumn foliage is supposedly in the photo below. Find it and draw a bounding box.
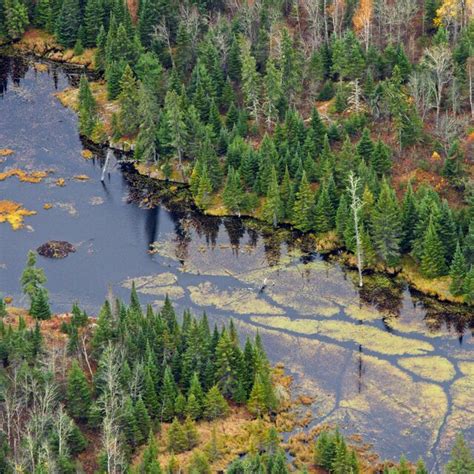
[0,169,48,183]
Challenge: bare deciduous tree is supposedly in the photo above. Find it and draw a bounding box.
[408,70,434,120]
[347,172,364,288]
[423,45,453,124]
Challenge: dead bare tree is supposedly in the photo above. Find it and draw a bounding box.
[468,56,474,119]
[347,172,364,288]
[408,70,435,120]
[423,45,453,125]
[300,0,323,51]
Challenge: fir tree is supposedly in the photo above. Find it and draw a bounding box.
[161,366,177,422]
[66,360,92,421]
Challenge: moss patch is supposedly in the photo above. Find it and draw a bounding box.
[251,316,434,356]
[345,304,383,321]
[189,282,284,315]
[398,356,456,383]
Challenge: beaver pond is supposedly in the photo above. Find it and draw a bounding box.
[0,52,473,471]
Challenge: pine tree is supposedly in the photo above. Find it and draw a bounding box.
[416,458,428,474]
[421,217,447,278]
[56,0,81,47]
[34,0,53,32]
[183,416,199,449]
[292,171,314,233]
[106,61,126,100]
[247,373,267,417]
[83,0,103,47]
[30,288,51,320]
[66,360,92,421]
[91,301,115,354]
[122,395,141,448]
[357,128,374,163]
[204,385,228,420]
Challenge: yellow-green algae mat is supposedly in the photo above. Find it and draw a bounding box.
[127,231,473,464]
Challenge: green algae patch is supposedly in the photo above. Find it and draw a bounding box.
[398,356,456,383]
[188,282,284,315]
[251,316,434,356]
[122,273,184,300]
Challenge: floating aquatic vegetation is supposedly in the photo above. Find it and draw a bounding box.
[189,281,284,315]
[344,304,383,321]
[0,149,14,156]
[55,178,66,187]
[398,356,456,383]
[43,203,53,210]
[122,273,184,299]
[81,149,94,159]
[251,316,434,356]
[0,168,48,183]
[0,200,36,230]
[73,174,90,181]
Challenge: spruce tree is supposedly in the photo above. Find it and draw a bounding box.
[292,171,314,233]
[66,360,92,421]
[204,385,228,420]
[56,0,81,47]
[21,250,46,302]
[195,165,213,210]
[30,288,51,320]
[78,75,97,137]
[134,396,152,441]
[420,218,447,278]
[223,167,245,214]
[371,180,401,267]
[118,65,140,136]
[167,418,188,453]
[401,182,418,253]
[161,366,177,422]
[445,433,474,473]
[262,166,283,227]
[3,0,28,39]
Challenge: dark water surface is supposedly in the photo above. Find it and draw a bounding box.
[0,53,473,470]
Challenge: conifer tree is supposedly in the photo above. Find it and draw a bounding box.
[371,140,392,176]
[167,418,188,453]
[134,397,152,441]
[262,167,283,227]
[122,395,141,448]
[183,416,199,449]
[292,171,314,233]
[143,367,160,419]
[56,0,81,47]
[195,165,213,210]
[421,217,447,278]
[371,180,401,267]
[401,182,418,253]
[240,37,261,125]
[263,56,283,129]
[161,366,177,422]
[463,266,474,304]
[140,431,162,473]
[78,75,97,137]
[0,296,7,318]
[66,360,92,421]
[91,300,115,354]
[223,167,245,214]
[357,128,374,163]
[118,65,140,136]
[445,433,474,473]
[21,250,46,302]
[30,288,51,320]
[3,0,28,39]
[204,385,228,420]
